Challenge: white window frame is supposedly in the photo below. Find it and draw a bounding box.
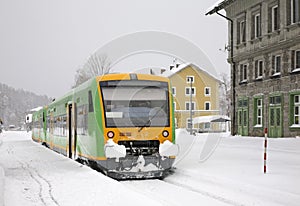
[186,76,194,83]
[274,55,281,75]
[173,102,176,111]
[204,101,211,111]
[291,0,300,24]
[254,13,261,38]
[256,98,263,127]
[272,5,279,32]
[294,95,300,125]
[185,101,196,111]
[239,20,246,43]
[240,64,248,82]
[255,60,264,79]
[185,87,196,96]
[204,87,211,96]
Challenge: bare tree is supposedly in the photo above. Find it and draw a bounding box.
[73,53,111,87]
[219,73,231,117]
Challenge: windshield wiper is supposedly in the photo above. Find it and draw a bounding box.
[138,102,167,132]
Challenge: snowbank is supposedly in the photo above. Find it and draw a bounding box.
[0,166,3,206]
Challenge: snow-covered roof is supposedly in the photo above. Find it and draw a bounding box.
[161,63,221,82]
[30,106,43,112]
[205,0,236,15]
[193,115,230,124]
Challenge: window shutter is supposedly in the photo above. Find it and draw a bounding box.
[287,0,292,25]
[237,21,240,44]
[268,7,272,33]
[251,15,255,39]
[255,60,258,78]
[240,64,243,81]
[272,55,275,74]
[291,50,295,71]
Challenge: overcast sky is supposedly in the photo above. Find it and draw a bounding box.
[0,0,228,98]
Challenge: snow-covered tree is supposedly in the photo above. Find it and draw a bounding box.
[219,73,231,117]
[73,53,111,87]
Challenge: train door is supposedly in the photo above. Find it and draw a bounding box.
[268,95,283,138]
[67,102,77,159]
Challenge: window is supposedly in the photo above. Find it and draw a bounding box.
[185,87,196,96]
[100,80,170,128]
[172,87,176,96]
[88,90,94,112]
[271,5,279,32]
[186,118,193,129]
[237,19,246,44]
[204,102,211,110]
[255,60,264,79]
[294,95,300,125]
[254,98,263,127]
[291,50,300,72]
[185,101,195,111]
[269,95,281,105]
[291,0,300,24]
[240,64,248,82]
[272,55,281,75]
[254,13,261,38]
[186,76,194,83]
[204,87,211,96]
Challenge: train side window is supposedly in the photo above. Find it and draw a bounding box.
[88,90,94,112]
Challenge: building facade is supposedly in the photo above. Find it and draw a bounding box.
[162,63,220,130]
[207,0,300,137]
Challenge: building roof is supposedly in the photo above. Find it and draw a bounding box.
[205,0,236,15]
[161,63,221,82]
[193,115,230,124]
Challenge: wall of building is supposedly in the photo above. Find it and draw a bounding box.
[224,0,300,137]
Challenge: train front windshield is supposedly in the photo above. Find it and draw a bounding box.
[100,80,170,128]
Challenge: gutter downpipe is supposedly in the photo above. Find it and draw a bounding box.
[215,10,236,136]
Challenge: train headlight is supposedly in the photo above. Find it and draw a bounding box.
[107,131,115,138]
[162,130,169,138]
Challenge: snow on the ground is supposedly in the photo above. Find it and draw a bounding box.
[0,131,163,206]
[0,130,300,206]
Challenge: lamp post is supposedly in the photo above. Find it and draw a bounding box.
[188,77,193,135]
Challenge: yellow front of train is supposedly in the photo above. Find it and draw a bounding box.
[97,73,178,179]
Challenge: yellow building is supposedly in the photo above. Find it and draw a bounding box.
[162,63,221,130]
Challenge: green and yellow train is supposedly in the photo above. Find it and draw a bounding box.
[32,73,178,179]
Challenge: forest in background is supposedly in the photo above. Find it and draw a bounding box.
[0,82,51,129]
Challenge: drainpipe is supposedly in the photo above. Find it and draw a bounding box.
[212,10,237,135]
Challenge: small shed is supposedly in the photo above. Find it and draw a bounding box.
[193,115,230,133]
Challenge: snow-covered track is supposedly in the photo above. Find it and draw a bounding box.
[122,179,236,206]
[162,178,244,206]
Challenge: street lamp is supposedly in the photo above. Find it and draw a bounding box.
[187,76,193,135]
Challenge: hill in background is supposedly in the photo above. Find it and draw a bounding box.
[0,82,51,129]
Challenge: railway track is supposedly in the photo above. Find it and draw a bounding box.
[122,177,243,206]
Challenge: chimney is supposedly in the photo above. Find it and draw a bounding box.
[170,65,174,70]
[176,63,180,68]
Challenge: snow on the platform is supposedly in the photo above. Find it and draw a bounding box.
[0,130,300,205]
[0,131,163,206]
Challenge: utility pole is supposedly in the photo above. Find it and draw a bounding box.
[188,77,193,135]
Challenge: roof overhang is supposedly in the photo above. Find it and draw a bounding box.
[205,0,236,15]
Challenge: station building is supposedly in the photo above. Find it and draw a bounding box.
[207,0,300,137]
